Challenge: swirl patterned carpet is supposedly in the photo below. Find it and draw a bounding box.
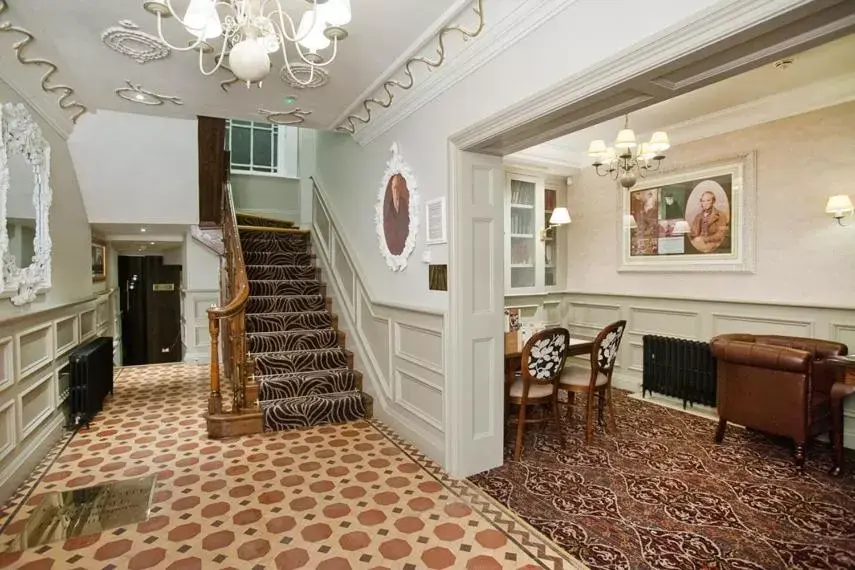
[470,390,855,570]
[238,214,370,431]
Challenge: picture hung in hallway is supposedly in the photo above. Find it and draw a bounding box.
[618,152,757,273]
[376,142,419,271]
[91,238,106,281]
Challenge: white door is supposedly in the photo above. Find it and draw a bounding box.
[446,149,505,477]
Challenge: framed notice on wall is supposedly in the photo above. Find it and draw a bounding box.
[425,197,447,244]
[617,152,756,273]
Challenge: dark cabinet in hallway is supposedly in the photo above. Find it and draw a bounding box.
[119,256,182,366]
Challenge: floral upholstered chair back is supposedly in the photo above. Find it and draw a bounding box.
[592,320,627,376]
[521,327,572,386]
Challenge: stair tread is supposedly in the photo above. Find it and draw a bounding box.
[261,390,362,406]
[248,329,334,337]
[256,368,357,380]
[250,346,350,352]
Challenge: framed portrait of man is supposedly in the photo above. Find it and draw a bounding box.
[617,152,756,273]
[375,143,420,271]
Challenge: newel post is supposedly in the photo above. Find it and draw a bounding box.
[208,315,222,414]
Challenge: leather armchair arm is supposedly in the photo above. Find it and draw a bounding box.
[710,339,811,374]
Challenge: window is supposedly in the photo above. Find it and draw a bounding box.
[225,120,298,178]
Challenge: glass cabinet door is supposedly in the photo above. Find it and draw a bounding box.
[506,175,543,293]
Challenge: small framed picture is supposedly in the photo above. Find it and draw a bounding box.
[91,240,106,282]
[425,197,447,245]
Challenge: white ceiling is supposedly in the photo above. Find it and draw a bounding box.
[513,33,855,167]
[9,0,460,129]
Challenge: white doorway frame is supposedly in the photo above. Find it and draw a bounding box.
[442,0,852,478]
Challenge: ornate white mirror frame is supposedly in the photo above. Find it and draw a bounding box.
[375,142,419,272]
[0,102,53,306]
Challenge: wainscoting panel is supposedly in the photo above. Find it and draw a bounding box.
[0,338,12,393]
[312,182,446,465]
[16,323,53,380]
[79,309,96,341]
[0,291,116,506]
[54,315,79,359]
[565,292,855,450]
[183,289,219,364]
[711,313,815,338]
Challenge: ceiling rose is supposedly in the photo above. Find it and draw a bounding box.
[142,0,350,87]
[259,107,311,125]
[280,61,328,89]
[102,20,170,64]
[116,80,183,106]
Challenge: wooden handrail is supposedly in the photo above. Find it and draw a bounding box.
[206,180,249,415]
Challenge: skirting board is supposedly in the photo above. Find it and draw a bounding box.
[183,348,211,365]
[0,412,64,507]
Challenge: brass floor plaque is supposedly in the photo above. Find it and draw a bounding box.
[10,475,156,551]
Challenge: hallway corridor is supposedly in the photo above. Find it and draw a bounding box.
[0,365,574,569]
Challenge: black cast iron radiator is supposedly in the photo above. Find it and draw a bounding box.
[642,335,716,408]
[68,337,114,428]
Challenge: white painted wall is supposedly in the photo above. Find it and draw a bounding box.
[232,174,300,222]
[315,0,722,311]
[68,110,198,225]
[565,102,855,308]
[182,233,219,364]
[0,81,91,318]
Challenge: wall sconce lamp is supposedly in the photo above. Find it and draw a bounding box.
[540,207,571,241]
[826,195,854,226]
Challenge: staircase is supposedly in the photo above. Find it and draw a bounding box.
[237,213,372,432]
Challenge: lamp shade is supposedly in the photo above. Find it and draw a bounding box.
[614,128,637,149]
[297,10,331,52]
[549,207,571,225]
[321,0,351,26]
[637,142,655,161]
[183,0,222,39]
[649,131,670,153]
[587,139,607,158]
[826,195,854,216]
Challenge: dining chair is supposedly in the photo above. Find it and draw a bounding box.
[557,320,627,444]
[507,327,572,461]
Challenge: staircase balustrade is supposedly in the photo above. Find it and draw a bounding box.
[206,181,251,415]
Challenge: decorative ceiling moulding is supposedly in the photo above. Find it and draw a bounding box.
[340,0,574,145]
[115,80,183,106]
[280,61,329,89]
[101,20,171,64]
[335,0,485,136]
[455,0,855,155]
[0,0,87,131]
[258,107,311,125]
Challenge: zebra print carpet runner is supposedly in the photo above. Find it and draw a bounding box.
[240,216,369,431]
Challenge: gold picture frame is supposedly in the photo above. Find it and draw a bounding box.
[91,239,106,282]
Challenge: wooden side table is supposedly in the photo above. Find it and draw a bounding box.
[828,357,855,476]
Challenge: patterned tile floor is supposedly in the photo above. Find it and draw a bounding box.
[0,364,577,570]
[471,390,855,570]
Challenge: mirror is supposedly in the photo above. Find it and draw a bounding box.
[0,102,52,306]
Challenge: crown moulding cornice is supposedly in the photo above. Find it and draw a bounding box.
[518,71,855,169]
[0,0,87,139]
[346,0,574,147]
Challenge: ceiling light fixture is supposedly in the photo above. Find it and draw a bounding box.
[587,115,670,189]
[143,0,350,87]
[140,227,147,232]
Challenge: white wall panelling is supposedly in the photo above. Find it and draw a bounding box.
[563,291,855,449]
[0,337,12,393]
[0,291,115,505]
[17,370,54,440]
[15,323,53,380]
[183,289,219,364]
[53,315,79,359]
[312,180,446,465]
[79,309,96,341]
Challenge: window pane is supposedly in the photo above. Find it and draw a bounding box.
[231,120,252,127]
[231,126,251,165]
[272,128,279,170]
[253,127,272,169]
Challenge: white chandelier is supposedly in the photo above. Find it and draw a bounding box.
[143,0,351,87]
[587,115,670,189]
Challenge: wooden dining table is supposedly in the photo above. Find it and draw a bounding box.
[504,337,594,387]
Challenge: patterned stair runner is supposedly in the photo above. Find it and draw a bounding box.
[238,217,370,431]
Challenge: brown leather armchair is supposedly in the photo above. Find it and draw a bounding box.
[710,334,848,468]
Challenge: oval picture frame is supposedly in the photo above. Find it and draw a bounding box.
[375,143,419,272]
